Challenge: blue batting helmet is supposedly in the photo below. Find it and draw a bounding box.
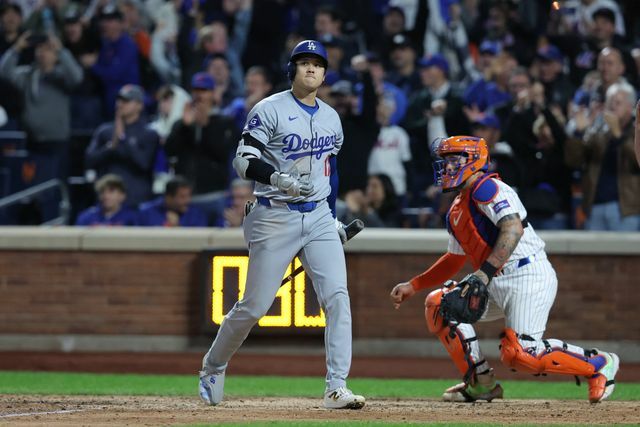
[286,40,328,81]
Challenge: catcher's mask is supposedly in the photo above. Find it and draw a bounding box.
[432,135,489,192]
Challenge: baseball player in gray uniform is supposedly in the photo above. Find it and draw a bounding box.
[199,40,365,409]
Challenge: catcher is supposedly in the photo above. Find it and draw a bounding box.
[390,135,619,403]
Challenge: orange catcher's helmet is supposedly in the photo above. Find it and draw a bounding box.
[432,135,489,192]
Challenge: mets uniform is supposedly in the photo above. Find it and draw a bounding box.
[394,135,619,403]
[201,89,353,392]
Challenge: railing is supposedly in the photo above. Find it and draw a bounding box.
[0,178,71,225]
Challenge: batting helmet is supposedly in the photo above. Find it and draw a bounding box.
[432,135,489,192]
[286,40,328,81]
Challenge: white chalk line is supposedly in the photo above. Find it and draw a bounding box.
[0,409,84,418]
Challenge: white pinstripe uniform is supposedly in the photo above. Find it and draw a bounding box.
[447,179,589,371]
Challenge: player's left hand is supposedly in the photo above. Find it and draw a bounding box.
[439,273,489,324]
[335,218,347,244]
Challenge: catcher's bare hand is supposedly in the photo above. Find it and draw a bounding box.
[390,282,415,310]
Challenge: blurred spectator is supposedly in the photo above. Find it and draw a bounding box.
[386,33,422,99]
[85,84,159,207]
[223,65,273,131]
[182,2,253,96]
[0,3,23,56]
[149,84,191,141]
[204,53,237,109]
[463,40,509,111]
[403,53,470,198]
[150,13,181,85]
[424,0,475,82]
[559,0,625,37]
[0,31,82,197]
[368,97,412,199]
[565,81,640,231]
[551,7,636,88]
[318,34,349,82]
[500,70,572,228]
[533,44,575,114]
[62,9,104,131]
[213,178,255,228]
[0,31,82,143]
[471,114,524,191]
[368,3,427,66]
[75,173,138,226]
[314,5,357,59]
[338,188,384,228]
[474,0,535,66]
[366,173,402,227]
[164,72,238,195]
[357,51,407,126]
[636,100,640,167]
[23,0,66,36]
[331,55,379,194]
[138,175,207,227]
[87,5,140,117]
[120,0,157,91]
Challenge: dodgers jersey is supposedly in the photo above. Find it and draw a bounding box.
[238,90,343,202]
[447,178,546,261]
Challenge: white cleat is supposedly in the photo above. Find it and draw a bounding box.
[323,387,366,409]
[199,371,225,406]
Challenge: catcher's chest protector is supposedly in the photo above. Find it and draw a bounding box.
[447,173,500,269]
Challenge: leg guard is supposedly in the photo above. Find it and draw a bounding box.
[426,288,485,379]
[499,328,596,377]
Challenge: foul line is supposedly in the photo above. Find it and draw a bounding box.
[0,409,84,418]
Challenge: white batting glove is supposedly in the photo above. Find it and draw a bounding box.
[335,218,347,244]
[270,172,314,197]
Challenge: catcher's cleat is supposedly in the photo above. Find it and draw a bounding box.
[443,369,503,403]
[199,370,225,406]
[587,350,620,403]
[323,387,366,409]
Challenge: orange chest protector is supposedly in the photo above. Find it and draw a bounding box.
[447,173,500,270]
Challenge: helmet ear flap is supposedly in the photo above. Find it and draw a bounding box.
[286,61,296,81]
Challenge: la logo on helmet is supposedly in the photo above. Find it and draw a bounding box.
[307,41,316,50]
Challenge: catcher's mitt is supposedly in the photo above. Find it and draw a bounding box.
[440,274,489,324]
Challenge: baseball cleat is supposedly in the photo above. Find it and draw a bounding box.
[588,351,620,403]
[199,370,225,406]
[443,369,503,402]
[323,387,366,409]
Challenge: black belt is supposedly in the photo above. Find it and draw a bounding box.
[257,196,320,213]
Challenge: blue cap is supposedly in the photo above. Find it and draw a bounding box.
[290,40,328,68]
[191,72,215,90]
[418,53,449,75]
[479,40,501,55]
[536,44,563,62]
[472,114,500,129]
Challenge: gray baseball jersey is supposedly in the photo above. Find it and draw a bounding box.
[237,90,343,202]
[202,89,354,393]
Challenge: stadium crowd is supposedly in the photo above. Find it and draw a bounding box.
[0,0,639,230]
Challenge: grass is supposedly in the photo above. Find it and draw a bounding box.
[0,371,638,401]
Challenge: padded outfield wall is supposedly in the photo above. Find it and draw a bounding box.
[0,227,638,362]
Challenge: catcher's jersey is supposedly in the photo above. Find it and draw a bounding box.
[238,90,343,202]
[447,177,545,261]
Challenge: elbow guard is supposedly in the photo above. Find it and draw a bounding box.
[232,156,250,179]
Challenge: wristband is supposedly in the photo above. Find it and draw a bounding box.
[480,261,498,278]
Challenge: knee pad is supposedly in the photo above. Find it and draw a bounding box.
[425,288,446,334]
[500,328,595,377]
[426,288,482,377]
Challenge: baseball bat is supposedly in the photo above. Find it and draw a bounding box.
[280,219,365,287]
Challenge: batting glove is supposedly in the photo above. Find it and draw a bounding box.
[270,172,314,197]
[335,218,348,244]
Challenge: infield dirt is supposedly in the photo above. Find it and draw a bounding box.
[1,394,639,426]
